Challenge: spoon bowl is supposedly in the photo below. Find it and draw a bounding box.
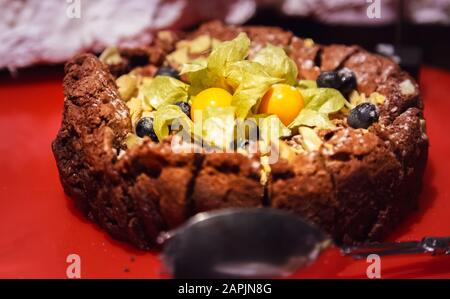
[158,208,332,278]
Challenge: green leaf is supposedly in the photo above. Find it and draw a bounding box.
[185,68,219,96]
[143,76,189,110]
[226,61,282,119]
[201,106,236,150]
[207,32,250,74]
[289,108,334,129]
[181,33,250,95]
[181,33,251,96]
[298,80,317,89]
[153,105,193,140]
[300,88,346,114]
[180,59,207,75]
[225,60,266,87]
[252,44,298,85]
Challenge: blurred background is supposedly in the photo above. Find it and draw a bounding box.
[0,0,450,73]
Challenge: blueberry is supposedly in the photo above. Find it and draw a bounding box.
[337,68,357,96]
[317,68,357,97]
[316,71,340,89]
[135,117,158,141]
[175,101,191,117]
[347,103,379,129]
[155,66,180,79]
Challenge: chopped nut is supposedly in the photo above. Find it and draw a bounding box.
[400,79,416,96]
[116,74,138,101]
[278,141,297,162]
[99,47,122,65]
[157,30,175,43]
[136,77,154,111]
[167,35,222,67]
[176,35,213,54]
[126,97,143,128]
[349,90,366,106]
[259,155,271,186]
[302,60,314,69]
[188,35,212,54]
[166,47,190,67]
[368,92,386,105]
[349,90,385,107]
[299,126,322,151]
[304,38,315,47]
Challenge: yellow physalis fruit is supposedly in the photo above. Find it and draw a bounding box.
[259,84,304,126]
[191,88,233,121]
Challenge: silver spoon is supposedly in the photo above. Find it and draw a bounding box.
[158,208,449,278]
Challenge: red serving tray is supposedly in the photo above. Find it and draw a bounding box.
[0,66,449,279]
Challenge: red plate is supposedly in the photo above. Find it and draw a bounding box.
[0,66,449,278]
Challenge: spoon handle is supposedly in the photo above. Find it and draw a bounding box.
[342,236,450,259]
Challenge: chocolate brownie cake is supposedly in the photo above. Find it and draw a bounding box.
[52,21,428,249]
